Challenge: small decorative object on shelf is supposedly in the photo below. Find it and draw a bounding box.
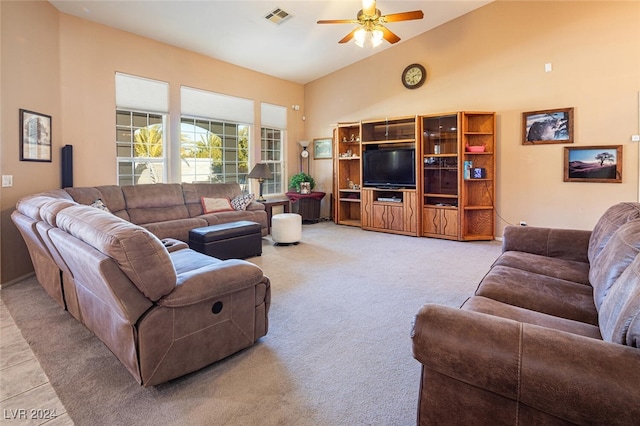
[465,144,485,152]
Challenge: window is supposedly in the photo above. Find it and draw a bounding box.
[259,103,287,195]
[260,127,284,195]
[116,110,166,185]
[115,73,169,185]
[180,117,250,184]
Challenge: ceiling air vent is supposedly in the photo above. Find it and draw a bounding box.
[264,8,292,25]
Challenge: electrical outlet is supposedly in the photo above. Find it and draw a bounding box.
[2,175,13,187]
[519,221,527,226]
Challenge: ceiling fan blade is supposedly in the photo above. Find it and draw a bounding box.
[362,0,377,17]
[381,10,424,23]
[317,19,359,24]
[380,26,401,44]
[338,28,359,44]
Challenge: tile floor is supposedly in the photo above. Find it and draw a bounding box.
[0,297,72,425]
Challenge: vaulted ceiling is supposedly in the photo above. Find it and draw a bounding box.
[49,1,492,85]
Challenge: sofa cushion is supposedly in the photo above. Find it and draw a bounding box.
[65,185,130,221]
[588,202,640,264]
[201,197,234,214]
[90,199,111,212]
[16,195,58,221]
[493,251,590,285]
[590,220,640,309]
[462,296,602,340]
[55,204,176,301]
[475,265,598,325]
[140,217,208,242]
[40,199,78,227]
[182,183,242,217]
[230,193,255,211]
[598,253,640,347]
[122,183,189,225]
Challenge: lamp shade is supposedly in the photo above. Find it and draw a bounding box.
[248,163,273,180]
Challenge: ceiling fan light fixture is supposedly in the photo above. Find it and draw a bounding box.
[371,28,384,47]
[354,28,367,47]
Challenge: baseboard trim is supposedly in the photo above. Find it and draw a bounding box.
[0,272,35,289]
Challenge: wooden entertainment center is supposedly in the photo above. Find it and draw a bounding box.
[333,112,496,241]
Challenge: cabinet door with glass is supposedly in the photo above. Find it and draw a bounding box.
[421,114,460,239]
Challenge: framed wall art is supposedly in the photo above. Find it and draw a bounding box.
[523,107,574,145]
[564,145,622,183]
[20,109,52,162]
[313,137,332,159]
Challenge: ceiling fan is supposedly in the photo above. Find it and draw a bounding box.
[317,0,424,47]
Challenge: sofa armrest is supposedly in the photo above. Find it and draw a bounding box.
[158,259,264,308]
[502,225,591,263]
[246,201,265,211]
[412,304,640,424]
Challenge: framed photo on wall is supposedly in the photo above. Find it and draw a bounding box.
[523,107,574,145]
[313,137,332,159]
[20,109,52,162]
[564,145,622,183]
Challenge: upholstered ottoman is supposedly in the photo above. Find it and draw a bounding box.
[189,221,262,259]
[271,213,302,245]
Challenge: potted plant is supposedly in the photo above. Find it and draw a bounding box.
[289,172,315,193]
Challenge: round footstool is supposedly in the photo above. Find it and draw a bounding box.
[271,213,302,245]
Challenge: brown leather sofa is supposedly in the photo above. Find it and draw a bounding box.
[12,183,267,310]
[412,202,640,424]
[11,183,271,386]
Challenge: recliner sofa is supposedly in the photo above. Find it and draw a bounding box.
[11,183,270,386]
[412,202,640,424]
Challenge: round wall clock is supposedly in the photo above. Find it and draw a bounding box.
[401,63,426,89]
[301,148,309,158]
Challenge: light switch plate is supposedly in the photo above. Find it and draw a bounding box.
[2,175,13,187]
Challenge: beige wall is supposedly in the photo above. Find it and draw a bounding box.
[1,1,62,283]
[305,1,640,231]
[1,0,304,283]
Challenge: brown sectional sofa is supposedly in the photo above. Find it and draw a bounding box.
[11,183,270,386]
[412,202,640,424]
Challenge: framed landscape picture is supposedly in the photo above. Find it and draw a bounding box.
[20,109,52,162]
[564,145,622,183]
[313,137,332,159]
[523,107,574,145]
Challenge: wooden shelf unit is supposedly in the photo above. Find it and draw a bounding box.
[361,116,416,145]
[461,112,496,241]
[334,122,362,227]
[331,113,495,241]
[360,116,419,236]
[419,111,496,241]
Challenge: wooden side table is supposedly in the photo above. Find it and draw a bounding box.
[258,197,290,234]
[285,191,326,223]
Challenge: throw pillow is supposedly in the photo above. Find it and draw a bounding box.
[230,193,255,211]
[90,198,111,213]
[201,197,234,214]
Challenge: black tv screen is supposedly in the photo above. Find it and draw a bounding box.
[363,148,416,188]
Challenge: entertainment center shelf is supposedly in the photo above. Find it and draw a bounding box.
[333,112,495,241]
[362,188,418,236]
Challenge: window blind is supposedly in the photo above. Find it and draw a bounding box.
[181,86,254,124]
[115,73,169,113]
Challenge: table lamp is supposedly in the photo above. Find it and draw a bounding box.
[247,163,272,201]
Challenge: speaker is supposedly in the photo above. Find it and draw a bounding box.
[61,144,73,188]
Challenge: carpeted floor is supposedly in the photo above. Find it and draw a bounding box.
[1,222,502,425]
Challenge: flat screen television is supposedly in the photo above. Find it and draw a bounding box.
[363,148,416,189]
